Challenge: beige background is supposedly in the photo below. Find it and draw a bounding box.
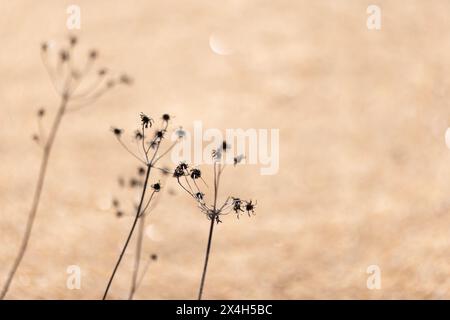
[1,0,450,299]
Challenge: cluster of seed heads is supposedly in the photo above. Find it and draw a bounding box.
[173,142,256,223]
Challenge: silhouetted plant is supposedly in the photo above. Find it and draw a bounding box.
[103,113,181,300]
[111,163,171,299]
[173,142,256,300]
[0,35,130,300]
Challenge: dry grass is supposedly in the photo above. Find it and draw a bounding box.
[1,0,450,299]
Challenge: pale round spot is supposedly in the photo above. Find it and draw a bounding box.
[209,33,234,55]
[445,128,450,149]
[145,224,163,242]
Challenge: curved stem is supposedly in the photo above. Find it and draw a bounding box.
[1,96,68,299]
[102,165,152,300]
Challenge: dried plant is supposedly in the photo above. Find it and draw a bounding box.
[103,113,181,300]
[111,164,171,299]
[173,141,256,300]
[0,35,130,300]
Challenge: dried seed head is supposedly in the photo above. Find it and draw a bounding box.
[37,108,45,117]
[119,74,132,85]
[232,198,243,213]
[112,198,120,208]
[150,254,158,261]
[155,130,165,139]
[138,166,146,176]
[59,50,69,62]
[116,210,124,218]
[196,192,204,200]
[173,163,187,178]
[41,42,48,52]
[140,113,153,128]
[89,49,98,60]
[162,114,170,121]
[151,182,161,192]
[98,68,108,76]
[32,134,39,142]
[106,80,116,88]
[234,154,245,166]
[245,200,256,214]
[134,130,143,141]
[69,35,78,47]
[111,127,123,137]
[118,176,125,187]
[190,168,201,180]
[179,162,188,170]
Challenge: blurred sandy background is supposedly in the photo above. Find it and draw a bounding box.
[1,0,450,299]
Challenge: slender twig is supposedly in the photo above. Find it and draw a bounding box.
[174,145,255,300]
[198,215,216,300]
[103,165,153,300]
[0,94,68,299]
[128,209,146,300]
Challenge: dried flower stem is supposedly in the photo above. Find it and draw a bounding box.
[1,37,129,299]
[174,144,255,300]
[128,174,165,300]
[128,209,146,300]
[197,161,220,300]
[0,95,68,299]
[104,117,168,300]
[198,215,216,300]
[103,164,154,300]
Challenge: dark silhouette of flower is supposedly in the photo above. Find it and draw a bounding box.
[190,168,201,180]
[155,130,165,139]
[140,113,153,128]
[196,192,204,200]
[111,127,123,137]
[151,182,161,192]
[245,200,256,215]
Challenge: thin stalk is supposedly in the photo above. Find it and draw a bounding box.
[129,146,167,299]
[197,162,219,300]
[198,216,215,300]
[1,95,68,299]
[102,164,152,300]
[128,211,146,300]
